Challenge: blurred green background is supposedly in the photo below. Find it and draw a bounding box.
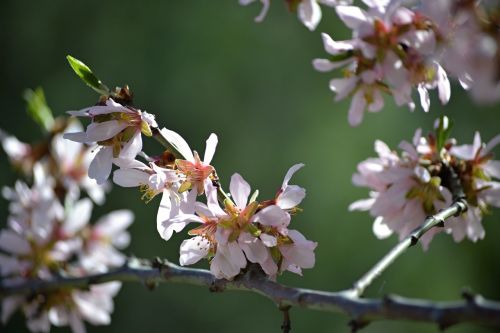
[1,1,500,332]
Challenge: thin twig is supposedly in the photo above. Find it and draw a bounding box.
[280,306,292,333]
[344,198,468,298]
[1,256,499,330]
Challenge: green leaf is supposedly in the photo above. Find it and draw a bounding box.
[436,115,453,152]
[23,87,55,132]
[66,55,109,95]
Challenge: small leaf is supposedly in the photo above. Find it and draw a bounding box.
[23,87,55,132]
[66,55,110,95]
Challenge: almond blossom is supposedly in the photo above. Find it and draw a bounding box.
[160,128,218,195]
[165,164,316,279]
[64,98,158,184]
[313,1,450,125]
[1,161,133,333]
[351,125,500,248]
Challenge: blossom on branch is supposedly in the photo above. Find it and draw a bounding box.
[350,121,500,248]
[64,98,158,184]
[313,1,450,125]
[164,164,316,279]
[0,161,133,333]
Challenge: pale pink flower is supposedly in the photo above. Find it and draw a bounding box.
[172,165,315,279]
[52,120,109,204]
[64,98,158,184]
[314,2,451,125]
[161,128,218,195]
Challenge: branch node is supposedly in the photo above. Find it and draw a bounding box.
[209,279,225,293]
[348,318,369,332]
[435,217,445,228]
[461,288,478,306]
[410,235,419,246]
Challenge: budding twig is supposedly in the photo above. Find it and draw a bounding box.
[345,198,468,298]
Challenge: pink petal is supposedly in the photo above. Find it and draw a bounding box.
[298,0,322,31]
[230,173,251,210]
[89,146,113,185]
[159,128,194,161]
[179,236,210,265]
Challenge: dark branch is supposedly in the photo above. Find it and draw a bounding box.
[1,256,499,330]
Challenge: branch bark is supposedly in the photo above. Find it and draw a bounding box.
[1,255,499,330]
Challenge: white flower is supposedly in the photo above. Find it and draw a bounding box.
[160,128,218,195]
[64,98,157,184]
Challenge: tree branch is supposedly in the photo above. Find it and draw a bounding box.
[344,198,468,298]
[1,255,499,330]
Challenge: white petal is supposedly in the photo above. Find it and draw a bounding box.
[437,65,451,104]
[348,198,375,211]
[252,205,290,230]
[86,121,128,142]
[372,216,393,239]
[418,85,430,112]
[95,210,134,236]
[238,232,268,263]
[1,296,23,324]
[298,0,322,31]
[230,173,251,210]
[63,132,88,143]
[89,147,113,185]
[282,163,305,189]
[321,33,354,55]
[335,5,369,30]
[64,198,93,235]
[348,89,366,126]
[312,58,352,72]
[113,168,149,187]
[329,77,357,101]
[260,233,277,247]
[159,128,194,161]
[278,185,306,209]
[179,236,210,265]
[203,133,218,165]
[0,230,31,255]
[119,131,142,160]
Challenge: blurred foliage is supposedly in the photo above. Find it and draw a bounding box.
[1,1,499,332]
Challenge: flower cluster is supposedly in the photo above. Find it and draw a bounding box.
[426,0,500,103]
[0,165,133,332]
[1,115,132,332]
[160,163,316,279]
[65,94,317,280]
[313,0,450,125]
[350,120,500,249]
[64,98,158,184]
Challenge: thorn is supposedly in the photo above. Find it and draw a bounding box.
[435,218,445,228]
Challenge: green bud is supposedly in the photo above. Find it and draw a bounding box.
[66,55,110,95]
